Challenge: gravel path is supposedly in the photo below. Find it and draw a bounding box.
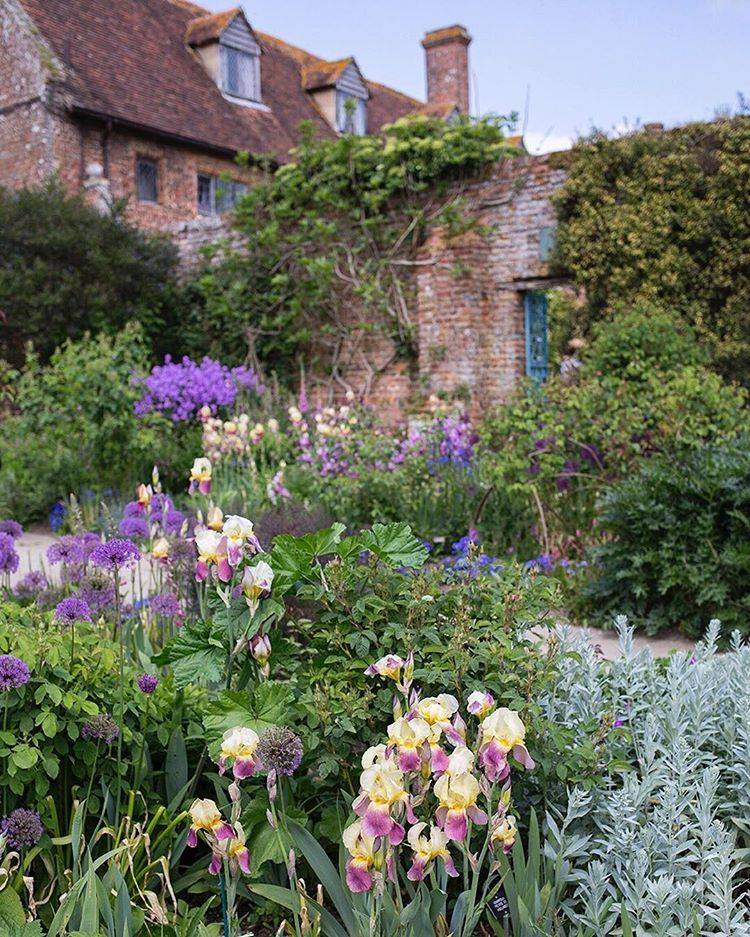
[10,528,696,661]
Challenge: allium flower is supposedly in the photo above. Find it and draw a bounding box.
[46,535,85,566]
[137,673,158,694]
[54,596,92,623]
[164,509,185,535]
[0,520,23,540]
[81,713,119,745]
[90,539,140,571]
[77,577,116,615]
[0,809,43,851]
[256,726,303,777]
[118,516,149,539]
[150,592,181,618]
[13,570,48,600]
[0,655,30,691]
[0,533,19,574]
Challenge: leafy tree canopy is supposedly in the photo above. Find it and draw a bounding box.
[553,116,750,382]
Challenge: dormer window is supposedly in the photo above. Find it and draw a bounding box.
[336,93,367,135]
[303,57,369,136]
[186,8,263,104]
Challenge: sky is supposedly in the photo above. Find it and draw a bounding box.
[200,0,749,153]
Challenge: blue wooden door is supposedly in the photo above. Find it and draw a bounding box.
[524,292,548,382]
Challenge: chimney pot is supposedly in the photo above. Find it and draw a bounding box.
[421,24,472,115]
[643,122,664,134]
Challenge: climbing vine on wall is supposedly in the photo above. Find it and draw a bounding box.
[187,114,516,382]
[553,115,750,382]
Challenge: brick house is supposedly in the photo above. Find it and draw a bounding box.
[0,0,569,418]
[0,0,474,229]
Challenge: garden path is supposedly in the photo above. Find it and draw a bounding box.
[12,528,696,661]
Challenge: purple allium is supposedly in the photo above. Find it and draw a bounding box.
[0,655,30,691]
[118,516,149,539]
[256,726,303,777]
[54,596,92,624]
[123,501,142,518]
[81,713,119,745]
[134,356,263,423]
[613,717,625,728]
[77,532,103,561]
[1,809,43,850]
[90,538,140,571]
[149,592,181,618]
[137,673,158,694]
[13,570,48,599]
[0,533,19,575]
[0,520,23,540]
[76,576,116,615]
[163,509,185,535]
[47,535,85,566]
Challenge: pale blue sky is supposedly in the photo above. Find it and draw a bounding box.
[202,0,749,152]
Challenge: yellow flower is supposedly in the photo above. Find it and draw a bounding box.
[434,771,480,813]
[152,537,169,560]
[416,695,459,727]
[480,708,526,751]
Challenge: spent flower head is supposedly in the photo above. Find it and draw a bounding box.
[257,726,303,777]
[81,712,120,745]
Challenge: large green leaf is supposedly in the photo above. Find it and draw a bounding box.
[152,620,225,689]
[339,523,428,569]
[0,888,26,928]
[203,682,294,753]
[165,727,188,803]
[288,819,358,937]
[270,523,346,593]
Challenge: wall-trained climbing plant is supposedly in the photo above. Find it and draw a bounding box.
[187,114,517,381]
[553,115,750,382]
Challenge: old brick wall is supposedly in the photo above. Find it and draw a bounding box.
[0,0,67,188]
[339,153,568,420]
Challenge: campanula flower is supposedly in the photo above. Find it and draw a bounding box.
[189,457,213,495]
[406,822,458,881]
[386,716,430,771]
[186,799,234,847]
[343,820,379,893]
[478,708,534,781]
[219,726,260,779]
[433,771,487,842]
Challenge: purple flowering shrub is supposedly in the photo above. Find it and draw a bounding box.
[134,356,264,422]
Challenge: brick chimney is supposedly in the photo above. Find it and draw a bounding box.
[421,25,472,114]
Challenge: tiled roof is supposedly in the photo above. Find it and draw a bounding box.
[184,8,241,47]
[18,0,422,161]
[301,58,355,92]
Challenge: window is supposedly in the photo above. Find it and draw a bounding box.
[539,225,557,262]
[136,158,158,203]
[220,45,260,101]
[524,292,548,382]
[336,93,367,135]
[197,173,248,215]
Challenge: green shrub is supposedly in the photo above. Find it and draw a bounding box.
[581,438,750,635]
[0,324,199,521]
[481,306,749,553]
[0,602,205,818]
[0,182,180,366]
[554,117,750,381]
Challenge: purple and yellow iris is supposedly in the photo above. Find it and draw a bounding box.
[218,726,260,779]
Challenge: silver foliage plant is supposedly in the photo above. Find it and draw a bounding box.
[541,616,750,936]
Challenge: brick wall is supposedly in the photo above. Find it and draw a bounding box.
[0,0,65,188]
[341,153,568,420]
